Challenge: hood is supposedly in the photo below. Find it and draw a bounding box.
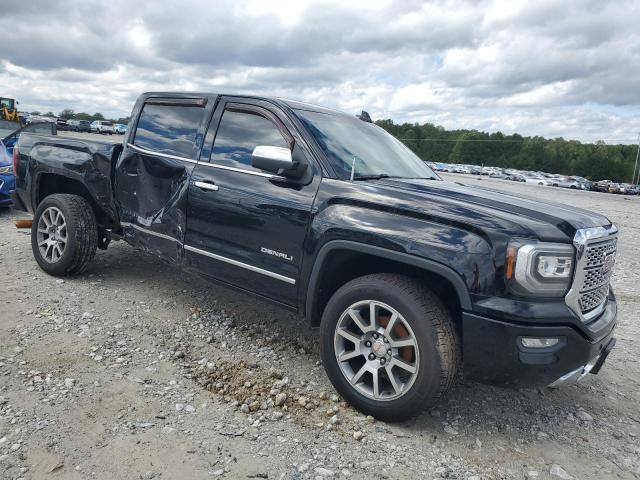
[369,178,611,242]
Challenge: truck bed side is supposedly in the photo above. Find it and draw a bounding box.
[14,133,122,226]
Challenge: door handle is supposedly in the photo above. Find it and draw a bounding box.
[194,180,219,191]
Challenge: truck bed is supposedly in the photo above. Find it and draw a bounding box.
[13,133,123,223]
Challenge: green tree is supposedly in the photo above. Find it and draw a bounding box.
[374,119,636,183]
[58,109,75,119]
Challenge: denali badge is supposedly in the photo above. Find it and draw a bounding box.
[261,247,293,262]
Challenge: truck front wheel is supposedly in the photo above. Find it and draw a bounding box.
[31,194,98,276]
[319,274,460,421]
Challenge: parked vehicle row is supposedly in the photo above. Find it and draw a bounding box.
[22,113,127,135]
[429,162,638,195]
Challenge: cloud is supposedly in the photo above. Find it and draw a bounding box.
[0,0,638,143]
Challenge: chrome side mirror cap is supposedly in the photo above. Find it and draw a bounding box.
[251,145,294,176]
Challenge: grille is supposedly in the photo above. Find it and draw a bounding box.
[578,238,617,314]
[579,285,610,312]
[584,238,617,268]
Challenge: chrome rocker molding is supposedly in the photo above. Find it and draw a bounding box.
[120,222,295,285]
[565,225,618,322]
[120,221,182,244]
[184,245,296,285]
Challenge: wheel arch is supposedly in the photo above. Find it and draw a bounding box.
[304,240,472,327]
[35,172,114,227]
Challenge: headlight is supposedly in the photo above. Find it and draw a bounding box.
[506,242,574,296]
[0,165,13,175]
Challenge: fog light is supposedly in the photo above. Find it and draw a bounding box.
[521,337,559,348]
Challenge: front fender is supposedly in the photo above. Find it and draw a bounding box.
[304,240,474,324]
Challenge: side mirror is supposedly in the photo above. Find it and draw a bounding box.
[251,145,294,176]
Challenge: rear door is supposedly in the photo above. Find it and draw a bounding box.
[114,96,214,263]
[184,97,320,305]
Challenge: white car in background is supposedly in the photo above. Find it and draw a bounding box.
[90,121,115,135]
[552,176,582,189]
[524,175,552,186]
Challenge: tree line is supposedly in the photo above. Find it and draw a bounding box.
[376,119,638,183]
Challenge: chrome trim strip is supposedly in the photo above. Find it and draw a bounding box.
[120,221,182,244]
[184,244,296,285]
[565,225,618,322]
[548,354,600,388]
[193,181,218,191]
[127,143,197,164]
[197,162,281,179]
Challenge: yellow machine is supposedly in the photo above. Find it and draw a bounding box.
[0,97,19,123]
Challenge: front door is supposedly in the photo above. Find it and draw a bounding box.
[114,96,212,263]
[184,98,320,306]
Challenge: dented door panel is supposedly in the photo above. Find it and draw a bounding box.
[113,93,215,263]
[115,147,194,263]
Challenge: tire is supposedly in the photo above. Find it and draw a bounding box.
[319,274,460,421]
[31,194,98,276]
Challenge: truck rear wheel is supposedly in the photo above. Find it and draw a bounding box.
[319,274,460,421]
[31,194,98,276]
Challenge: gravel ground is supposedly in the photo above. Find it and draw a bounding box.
[1,175,639,480]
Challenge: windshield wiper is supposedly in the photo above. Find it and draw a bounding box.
[352,174,391,181]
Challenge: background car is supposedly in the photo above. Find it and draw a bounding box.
[594,180,612,192]
[114,123,128,134]
[68,119,92,132]
[91,120,115,134]
[0,121,58,207]
[489,171,508,179]
[0,140,13,207]
[56,118,69,131]
[523,174,551,185]
[570,176,592,190]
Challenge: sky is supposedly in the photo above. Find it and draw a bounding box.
[1,0,639,143]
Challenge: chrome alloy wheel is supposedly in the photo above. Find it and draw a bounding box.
[36,206,68,263]
[333,300,419,401]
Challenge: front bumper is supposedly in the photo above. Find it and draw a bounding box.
[0,175,15,205]
[462,294,617,387]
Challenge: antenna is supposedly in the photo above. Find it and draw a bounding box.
[633,132,640,185]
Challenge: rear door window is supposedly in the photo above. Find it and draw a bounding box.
[210,109,288,173]
[134,103,204,158]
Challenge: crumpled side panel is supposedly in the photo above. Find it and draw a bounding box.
[115,149,195,263]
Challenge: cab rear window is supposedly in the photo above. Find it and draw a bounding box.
[134,103,203,158]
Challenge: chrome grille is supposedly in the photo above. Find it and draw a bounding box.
[582,265,613,291]
[585,238,617,268]
[579,285,610,312]
[565,226,618,322]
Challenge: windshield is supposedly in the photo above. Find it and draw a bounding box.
[295,109,438,180]
[0,98,15,110]
[0,120,18,139]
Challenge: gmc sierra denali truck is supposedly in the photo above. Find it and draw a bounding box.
[12,93,618,421]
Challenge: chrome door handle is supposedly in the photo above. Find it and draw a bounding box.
[194,181,219,191]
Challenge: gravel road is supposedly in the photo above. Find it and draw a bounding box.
[1,176,639,480]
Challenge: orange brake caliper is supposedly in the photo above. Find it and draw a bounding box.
[377,314,413,362]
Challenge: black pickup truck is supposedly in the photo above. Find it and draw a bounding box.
[12,93,618,420]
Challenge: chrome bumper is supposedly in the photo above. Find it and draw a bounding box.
[548,355,600,388]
